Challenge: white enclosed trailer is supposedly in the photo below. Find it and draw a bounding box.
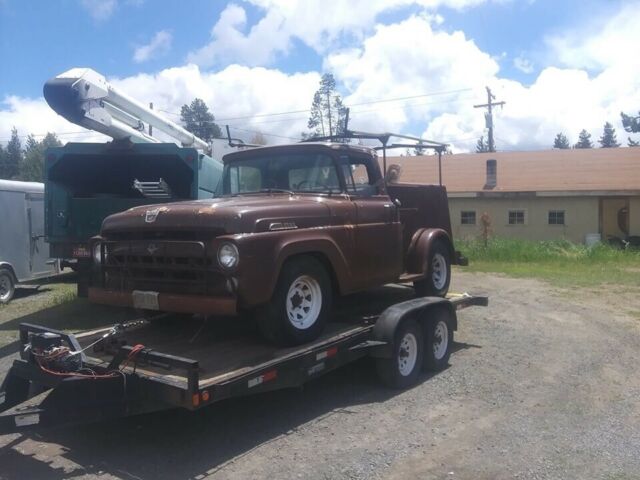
[0,180,59,303]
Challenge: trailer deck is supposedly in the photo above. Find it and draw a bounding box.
[0,285,487,433]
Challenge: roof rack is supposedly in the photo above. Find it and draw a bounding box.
[302,109,449,185]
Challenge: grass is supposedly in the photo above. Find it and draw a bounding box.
[457,237,640,287]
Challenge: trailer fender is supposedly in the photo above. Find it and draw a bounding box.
[405,228,454,275]
[370,297,457,358]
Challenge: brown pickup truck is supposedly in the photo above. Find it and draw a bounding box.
[88,142,465,345]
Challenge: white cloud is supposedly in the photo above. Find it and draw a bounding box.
[79,0,117,21]
[513,55,534,74]
[187,0,502,67]
[133,30,173,63]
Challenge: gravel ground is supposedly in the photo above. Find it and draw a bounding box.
[1,271,639,480]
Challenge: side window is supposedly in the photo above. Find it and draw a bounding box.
[461,211,476,225]
[343,157,376,196]
[229,166,262,194]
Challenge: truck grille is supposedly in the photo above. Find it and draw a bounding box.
[100,240,228,296]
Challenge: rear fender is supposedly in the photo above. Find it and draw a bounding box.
[370,297,457,358]
[405,228,453,276]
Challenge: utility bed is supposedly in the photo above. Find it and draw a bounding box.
[0,286,487,433]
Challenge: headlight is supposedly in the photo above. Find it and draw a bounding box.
[92,243,107,264]
[218,243,239,269]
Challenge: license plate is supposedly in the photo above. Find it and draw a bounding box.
[72,245,90,258]
[132,290,160,310]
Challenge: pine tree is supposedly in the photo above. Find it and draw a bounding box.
[476,135,490,153]
[553,132,570,149]
[628,137,640,147]
[180,98,221,142]
[574,129,593,149]
[598,121,620,148]
[307,73,348,139]
[621,111,640,133]
[2,127,23,179]
[19,133,61,182]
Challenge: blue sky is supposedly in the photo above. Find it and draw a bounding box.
[0,0,638,150]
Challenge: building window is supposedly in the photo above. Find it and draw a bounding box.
[548,210,565,225]
[508,210,525,225]
[485,159,497,188]
[461,211,476,225]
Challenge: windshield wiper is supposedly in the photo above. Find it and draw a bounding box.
[256,188,295,196]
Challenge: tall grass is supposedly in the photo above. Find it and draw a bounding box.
[456,237,640,287]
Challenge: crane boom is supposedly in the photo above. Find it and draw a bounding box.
[43,68,209,150]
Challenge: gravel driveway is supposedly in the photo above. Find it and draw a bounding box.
[1,271,639,480]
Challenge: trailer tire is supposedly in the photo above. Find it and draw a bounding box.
[423,307,454,372]
[376,318,424,389]
[259,256,331,346]
[0,268,16,304]
[414,240,451,297]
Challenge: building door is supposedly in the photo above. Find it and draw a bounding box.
[600,197,630,241]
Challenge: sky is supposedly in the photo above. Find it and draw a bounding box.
[0,0,639,152]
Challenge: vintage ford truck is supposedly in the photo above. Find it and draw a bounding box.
[88,141,465,345]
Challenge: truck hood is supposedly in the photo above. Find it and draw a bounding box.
[101,194,342,236]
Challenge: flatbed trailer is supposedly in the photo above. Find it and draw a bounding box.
[0,286,487,433]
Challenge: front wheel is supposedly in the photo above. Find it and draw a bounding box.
[414,240,451,297]
[0,268,16,304]
[259,256,332,346]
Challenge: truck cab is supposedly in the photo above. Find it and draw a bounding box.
[88,142,463,345]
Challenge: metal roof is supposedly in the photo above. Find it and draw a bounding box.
[0,179,44,194]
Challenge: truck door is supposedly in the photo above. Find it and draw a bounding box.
[340,154,403,287]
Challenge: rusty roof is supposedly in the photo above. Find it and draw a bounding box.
[386,148,640,193]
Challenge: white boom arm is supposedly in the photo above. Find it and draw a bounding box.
[43,68,208,150]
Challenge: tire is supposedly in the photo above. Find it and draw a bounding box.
[376,319,424,389]
[259,256,332,346]
[414,240,451,297]
[0,268,16,304]
[423,307,454,372]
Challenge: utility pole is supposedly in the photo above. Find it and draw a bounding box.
[474,87,505,152]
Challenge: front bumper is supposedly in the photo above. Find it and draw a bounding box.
[88,287,237,316]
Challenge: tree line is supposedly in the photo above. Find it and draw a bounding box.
[0,129,62,182]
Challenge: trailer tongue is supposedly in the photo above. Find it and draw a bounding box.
[0,290,486,433]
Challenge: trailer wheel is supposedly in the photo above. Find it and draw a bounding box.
[423,307,454,372]
[376,319,424,389]
[259,256,331,346]
[0,268,16,304]
[414,240,451,297]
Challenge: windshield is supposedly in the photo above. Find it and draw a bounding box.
[221,152,341,195]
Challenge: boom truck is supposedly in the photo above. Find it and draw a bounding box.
[42,68,223,296]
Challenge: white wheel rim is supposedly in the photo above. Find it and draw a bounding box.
[286,275,322,330]
[431,253,447,290]
[398,332,418,376]
[433,320,449,360]
[0,274,12,302]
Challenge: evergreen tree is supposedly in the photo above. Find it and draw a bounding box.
[307,73,348,139]
[552,132,570,149]
[180,98,221,142]
[2,127,23,179]
[19,133,61,182]
[628,137,640,147]
[621,111,640,133]
[598,121,620,148]
[574,129,593,149]
[476,135,490,153]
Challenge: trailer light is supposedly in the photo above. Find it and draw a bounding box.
[201,390,210,402]
[217,243,239,269]
[192,393,200,407]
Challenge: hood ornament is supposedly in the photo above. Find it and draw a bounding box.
[145,208,161,223]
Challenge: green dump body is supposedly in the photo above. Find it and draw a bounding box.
[45,142,222,261]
